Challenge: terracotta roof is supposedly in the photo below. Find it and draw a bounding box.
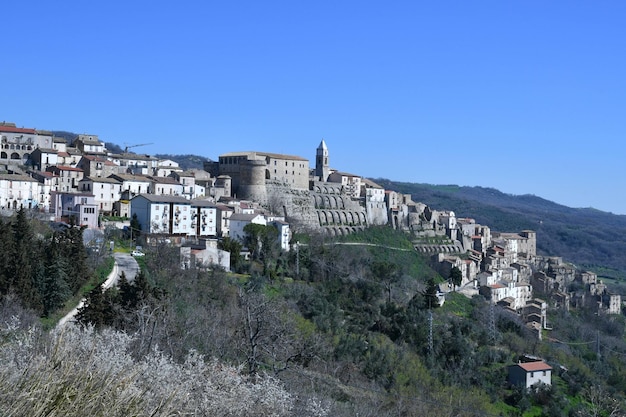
[0,125,37,134]
[517,361,552,372]
[50,166,83,172]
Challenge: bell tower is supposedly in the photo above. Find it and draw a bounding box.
[315,139,329,182]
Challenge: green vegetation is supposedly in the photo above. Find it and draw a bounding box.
[2,216,626,415]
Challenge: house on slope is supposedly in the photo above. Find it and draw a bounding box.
[508,361,552,388]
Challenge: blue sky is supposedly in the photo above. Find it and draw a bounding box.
[4,1,626,213]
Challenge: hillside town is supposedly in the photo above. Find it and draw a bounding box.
[1,121,621,339]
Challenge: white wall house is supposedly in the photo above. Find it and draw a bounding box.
[0,174,42,210]
[216,204,234,237]
[154,159,182,177]
[79,177,122,215]
[110,173,152,196]
[130,194,192,235]
[52,192,99,229]
[327,171,362,198]
[269,220,291,251]
[508,361,552,388]
[189,200,219,237]
[229,213,267,242]
[170,171,200,199]
[481,281,533,310]
[149,176,183,196]
[46,166,84,192]
[180,244,230,271]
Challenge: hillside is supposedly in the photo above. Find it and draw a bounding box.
[42,137,626,278]
[375,179,626,279]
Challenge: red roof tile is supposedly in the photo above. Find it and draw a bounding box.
[518,361,552,372]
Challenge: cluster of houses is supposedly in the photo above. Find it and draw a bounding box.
[1,121,621,326]
[6,120,623,389]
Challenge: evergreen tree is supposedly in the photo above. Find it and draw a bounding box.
[42,257,71,317]
[9,208,43,312]
[76,285,118,329]
[0,218,14,296]
[449,266,463,290]
[423,277,441,309]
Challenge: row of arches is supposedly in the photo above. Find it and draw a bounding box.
[313,194,346,210]
[324,226,365,236]
[1,144,33,151]
[0,152,28,160]
[413,244,462,254]
[312,184,343,194]
[317,209,367,227]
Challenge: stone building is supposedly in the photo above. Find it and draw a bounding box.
[216,151,310,201]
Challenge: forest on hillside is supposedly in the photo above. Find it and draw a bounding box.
[1,213,626,416]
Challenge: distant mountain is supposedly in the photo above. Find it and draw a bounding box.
[154,154,211,171]
[374,179,626,279]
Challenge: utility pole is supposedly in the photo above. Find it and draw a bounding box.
[428,310,433,356]
[296,242,300,277]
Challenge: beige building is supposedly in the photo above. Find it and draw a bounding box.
[217,151,310,198]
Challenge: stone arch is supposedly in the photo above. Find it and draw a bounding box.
[314,195,323,208]
[314,185,321,193]
[359,212,367,224]
[0,152,6,159]
[347,212,355,225]
[324,195,331,208]
[329,211,338,224]
[330,195,338,209]
[339,211,347,224]
[10,153,20,160]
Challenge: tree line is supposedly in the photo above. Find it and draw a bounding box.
[0,209,91,317]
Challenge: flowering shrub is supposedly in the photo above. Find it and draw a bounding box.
[0,321,294,416]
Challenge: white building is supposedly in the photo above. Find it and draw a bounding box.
[79,177,122,215]
[190,200,219,237]
[149,176,183,196]
[0,173,42,210]
[109,173,152,196]
[229,213,267,242]
[508,361,552,388]
[130,194,192,235]
[327,171,362,198]
[52,192,99,229]
[270,220,291,251]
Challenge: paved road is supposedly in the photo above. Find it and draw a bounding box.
[56,252,139,328]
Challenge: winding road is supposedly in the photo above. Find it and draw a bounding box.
[56,252,139,328]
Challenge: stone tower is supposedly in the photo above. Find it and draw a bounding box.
[239,156,267,203]
[315,139,330,182]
